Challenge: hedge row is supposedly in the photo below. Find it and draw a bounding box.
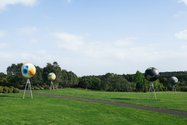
[0,86,19,93]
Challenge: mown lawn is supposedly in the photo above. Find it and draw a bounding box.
[37,88,187,111]
[0,92,186,125]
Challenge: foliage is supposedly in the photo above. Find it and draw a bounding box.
[0,86,19,93]
[0,62,187,92]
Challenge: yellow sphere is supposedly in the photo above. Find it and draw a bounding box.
[21,63,36,78]
[48,73,56,81]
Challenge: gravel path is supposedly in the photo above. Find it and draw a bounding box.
[36,93,187,117]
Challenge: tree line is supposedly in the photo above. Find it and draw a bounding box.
[0,62,187,92]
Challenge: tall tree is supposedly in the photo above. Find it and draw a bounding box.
[0,72,7,86]
[43,62,62,88]
[6,63,25,88]
[135,71,148,92]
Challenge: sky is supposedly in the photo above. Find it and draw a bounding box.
[0,0,187,76]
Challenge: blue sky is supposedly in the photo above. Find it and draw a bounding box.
[0,0,187,76]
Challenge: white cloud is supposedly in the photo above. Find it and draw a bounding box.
[17,26,38,35]
[179,0,187,5]
[0,31,6,38]
[174,11,187,18]
[51,31,187,75]
[0,30,186,76]
[52,32,84,51]
[53,32,83,42]
[52,32,159,62]
[0,0,37,11]
[175,30,187,40]
[0,49,55,73]
[30,39,39,44]
[0,42,8,48]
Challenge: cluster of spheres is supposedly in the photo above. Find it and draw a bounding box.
[21,63,36,78]
[170,76,178,85]
[145,67,160,81]
[48,72,56,81]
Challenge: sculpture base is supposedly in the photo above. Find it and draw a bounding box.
[172,86,176,92]
[23,79,33,99]
[50,81,55,90]
[149,82,157,100]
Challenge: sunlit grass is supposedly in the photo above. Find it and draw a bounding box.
[37,88,187,111]
[0,92,186,125]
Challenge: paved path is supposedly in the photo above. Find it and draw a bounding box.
[36,93,187,117]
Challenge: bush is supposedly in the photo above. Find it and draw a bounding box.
[0,86,19,93]
[43,85,49,90]
[0,86,3,93]
[33,86,40,90]
[3,86,9,93]
[180,86,187,92]
[13,88,19,93]
[8,86,14,93]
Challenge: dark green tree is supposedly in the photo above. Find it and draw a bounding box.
[135,71,148,92]
[6,63,25,88]
[43,62,63,88]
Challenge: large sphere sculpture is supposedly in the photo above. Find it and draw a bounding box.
[145,67,159,81]
[48,73,56,81]
[170,76,178,85]
[21,63,36,78]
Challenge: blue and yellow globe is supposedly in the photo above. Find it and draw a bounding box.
[21,63,36,78]
[48,73,56,81]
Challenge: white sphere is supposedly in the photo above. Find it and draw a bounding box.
[171,76,178,84]
[48,73,56,81]
[21,63,36,78]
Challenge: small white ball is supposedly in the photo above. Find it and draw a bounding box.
[48,73,56,81]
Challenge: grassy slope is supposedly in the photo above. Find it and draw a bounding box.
[37,88,187,111]
[0,93,186,125]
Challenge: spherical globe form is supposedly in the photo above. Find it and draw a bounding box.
[48,73,56,81]
[21,63,36,78]
[170,76,178,85]
[145,67,160,81]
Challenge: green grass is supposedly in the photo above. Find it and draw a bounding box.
[0,92,187,125]
[37,88,187,111]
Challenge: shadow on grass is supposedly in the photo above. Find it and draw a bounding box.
[111,97,160,102]
[0,93,21,99]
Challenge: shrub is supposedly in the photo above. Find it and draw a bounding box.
[33,86,40,90]
[0,86,19,93]
[43,85,49,90]
[0,86,3,93]
[180,86,187,92]
[13,88,19,93]
[3,86,9,93]
[8,86,14,93]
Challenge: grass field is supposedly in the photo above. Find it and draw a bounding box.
[38,88,187,111]
[0,89,186,125]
